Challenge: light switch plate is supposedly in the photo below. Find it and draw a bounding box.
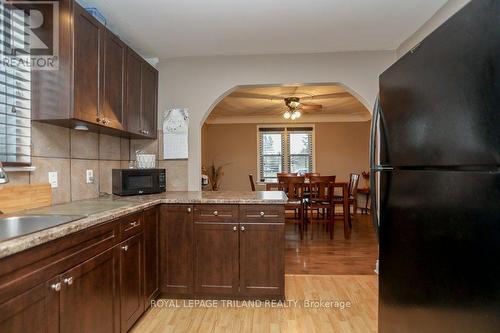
[86,169,94,184]
[48,171,58,188]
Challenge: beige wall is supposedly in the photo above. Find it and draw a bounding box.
[202,122,370,191]
[158,51,396,190]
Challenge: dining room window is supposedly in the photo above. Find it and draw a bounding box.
[258,126,314,182]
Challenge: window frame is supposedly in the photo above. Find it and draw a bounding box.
[257,124,316,183]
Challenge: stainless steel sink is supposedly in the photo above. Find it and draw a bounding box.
[0,215,85,242]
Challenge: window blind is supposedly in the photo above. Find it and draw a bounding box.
[0,3,31,165]
[287,127,313,174]
[258,127,285,182]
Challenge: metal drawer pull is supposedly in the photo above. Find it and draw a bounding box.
[240,226,245,231]
[122,245,129,251]
[260,212,265,217]
[187,207,192,213]
[213,211,218,216]
[129,221,139,227]
[50,282,61,292]
[63,277,73,285]
[233,226,237,231]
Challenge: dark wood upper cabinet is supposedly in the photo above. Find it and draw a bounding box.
[239,223,284,298]
[119,233,144,333]
[194,223,239,296]
[125,48,143,136]
[32,0,158,139]
[160,205,194,295]
[140,62,158,138]
[102,31,126,130]
[0,277,59,333]
[125,48,158,139]
[143,207,159,307]
[60,248,120,333]
[72,3,104,125]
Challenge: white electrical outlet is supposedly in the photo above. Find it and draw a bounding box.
[86,169,94,184]
[48,171,58,188]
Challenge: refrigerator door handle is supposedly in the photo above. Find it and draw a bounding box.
[369,96,381,239]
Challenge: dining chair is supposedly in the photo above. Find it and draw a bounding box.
[248,174,256,191]
[333,173,360,228]
[348,173,360,222]
[277,172,298,177]
[305,172,320,178]
[306,175,336,239]
[281,176,306,240]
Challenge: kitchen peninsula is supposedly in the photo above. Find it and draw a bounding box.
[0,191,287,333]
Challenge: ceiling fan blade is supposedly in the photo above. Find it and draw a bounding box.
[229,91,281,100]
[300,103,322,110]
[301,92,352,100]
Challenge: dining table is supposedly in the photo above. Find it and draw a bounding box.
[265,179,351,239]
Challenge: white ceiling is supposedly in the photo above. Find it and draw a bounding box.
[80,0,447,59]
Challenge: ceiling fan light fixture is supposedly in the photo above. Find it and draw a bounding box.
[283,110,291,119]
[292,110,301,119]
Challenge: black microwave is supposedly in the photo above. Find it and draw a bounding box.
[112,169,166,196]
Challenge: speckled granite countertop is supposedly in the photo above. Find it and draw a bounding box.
[0,191,287,259]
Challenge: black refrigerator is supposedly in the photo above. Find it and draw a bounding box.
[370,1,500,332]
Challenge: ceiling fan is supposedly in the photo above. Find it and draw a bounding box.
[283,97,322,120]
[229,90,350,120]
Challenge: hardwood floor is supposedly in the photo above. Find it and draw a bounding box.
[285,213,378,275]
[131,274,378,333]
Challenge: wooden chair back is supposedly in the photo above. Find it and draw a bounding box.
[305,172,320,178]
[348,173,360,197]
[308,176,336,202]
[248,174,256,191]
[277,172,298,177]
[280,176,305,200]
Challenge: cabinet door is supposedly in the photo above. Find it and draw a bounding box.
[194,223,239,296]
[143,207,159,307]
[102,31,126,130]
[160,205,193,295]
[0,277,59,333]
[125,48,143,136]
[119,234,144,332]
[239,223,285,298]
[60,247,120,333]
[140,62,158,138]
[73,3,104,124]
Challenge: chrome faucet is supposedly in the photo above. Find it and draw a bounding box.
[0,162,9,184]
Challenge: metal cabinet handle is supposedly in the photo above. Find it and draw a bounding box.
[122,245,129,251]
[96,117,101,123]
[50,282,61,292]
[240,226,245,231]
[187,207,192,213]
[260,211,265,217]
[213,211,218,216]
[233,226,237,231]
[63,277,73,285]
[129,221,139,227]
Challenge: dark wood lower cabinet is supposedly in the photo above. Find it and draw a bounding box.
[60,247,120,333]
[160,205,193,295]
[119,234,144,333]
[194,223,239,295]
[143,207,159,307]
[239,223,285,298]
[0,277,59,333]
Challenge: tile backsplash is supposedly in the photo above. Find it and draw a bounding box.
[6,122,188,205]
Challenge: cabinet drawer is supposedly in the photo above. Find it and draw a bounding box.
[193,205,238,223]
[119,212,143,240]
[239,205,285,223]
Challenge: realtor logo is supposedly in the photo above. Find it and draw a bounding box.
[0,0,59,70]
